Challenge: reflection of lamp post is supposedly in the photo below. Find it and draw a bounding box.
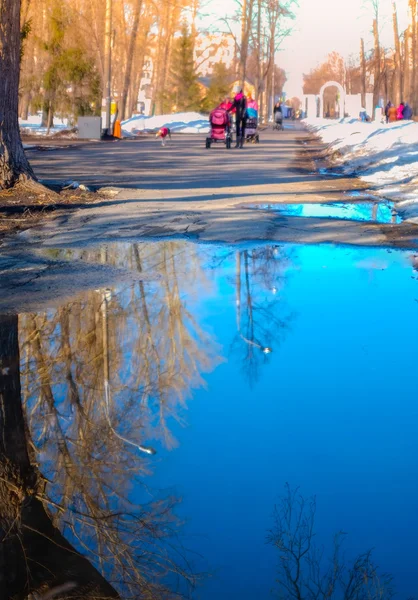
[101,288,156,456]
[235,251,273,354]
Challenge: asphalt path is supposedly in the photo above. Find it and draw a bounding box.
[1,122,418,312]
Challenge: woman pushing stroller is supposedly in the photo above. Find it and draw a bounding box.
[228,85,247,148]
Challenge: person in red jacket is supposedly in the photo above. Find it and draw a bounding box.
[218,97,233,112]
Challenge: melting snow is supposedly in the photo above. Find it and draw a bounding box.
[122,111,210,135]
[304,117,418,224]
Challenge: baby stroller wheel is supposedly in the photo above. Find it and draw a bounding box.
[206,138,211,149]
[226,137,231,149]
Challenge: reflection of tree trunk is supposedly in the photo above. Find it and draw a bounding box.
[236,251,241,331]
[0,315,119,599]
[244,251,255,348]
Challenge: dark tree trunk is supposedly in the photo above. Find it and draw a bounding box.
[0,315,120,600]
[0,0,36,188]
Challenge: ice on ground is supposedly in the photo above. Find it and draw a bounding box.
[122,111,210,135]
[304,117,418,222]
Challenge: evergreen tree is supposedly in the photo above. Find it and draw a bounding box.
[201,62,231,112]
[166,22,201,112]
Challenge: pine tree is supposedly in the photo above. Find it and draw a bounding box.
[167,22,201,112]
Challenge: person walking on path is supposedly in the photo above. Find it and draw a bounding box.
[397,102,405,120]
[229,86,247,148]
[403,103,413,120]
[388,104,398,122]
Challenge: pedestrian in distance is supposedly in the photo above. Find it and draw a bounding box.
[388,103,397,122]
[397,101,405,120]
[384,101,392,123]
[359,107,368,122]
[156,126,171,147]
[403,102,413,120]
[273,101,283,130]
[229,85,247,148]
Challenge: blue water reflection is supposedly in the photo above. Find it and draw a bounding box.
[147,242,418,599]
[20,240,418,598]
[247,201,400,224]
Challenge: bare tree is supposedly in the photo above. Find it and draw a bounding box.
[268,485,398,599]
[392,1,402,104]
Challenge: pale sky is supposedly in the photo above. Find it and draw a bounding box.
[203,0,410,98]
[280,0,409,97]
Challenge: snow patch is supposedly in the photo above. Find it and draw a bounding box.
[122,111,210,135]
[304,117,418,222]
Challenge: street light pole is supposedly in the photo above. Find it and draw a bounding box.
[103,0,112,134]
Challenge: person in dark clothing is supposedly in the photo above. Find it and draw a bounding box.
[403,103,413,120]
[273,101,283,127]
[229,86,247,148]
[384,101,392,124]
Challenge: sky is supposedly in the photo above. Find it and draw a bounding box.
[204,0,410,98]
[280,0,410,97]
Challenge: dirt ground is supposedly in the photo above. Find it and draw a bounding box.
[1,123,418,248]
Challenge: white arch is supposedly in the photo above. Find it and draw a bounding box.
[318,80,346,119]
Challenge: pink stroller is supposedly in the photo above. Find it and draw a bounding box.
[206,108,232,149]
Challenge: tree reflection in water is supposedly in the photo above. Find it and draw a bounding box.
[1,241,223,598]
[233,245,293,386]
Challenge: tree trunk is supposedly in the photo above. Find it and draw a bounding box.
[120,0,143,120]
[409,0,417,113]
[404,28,411,103]
[360,38,367,109]
[372,18,381,119]
[254,0,262,105]
[240,0,248,88]
[19,92,30,120]
[0,315,120,600]
[392,2,402,104]
[0,0,36,188]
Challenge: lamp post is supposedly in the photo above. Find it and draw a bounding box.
[103,0,112,134]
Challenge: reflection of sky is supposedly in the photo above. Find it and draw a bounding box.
[147,243,418,599]
[251,201,400,224]
[23,240,418,598]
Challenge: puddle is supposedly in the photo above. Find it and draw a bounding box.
[1,239,418,599]
[247,200,400,224]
